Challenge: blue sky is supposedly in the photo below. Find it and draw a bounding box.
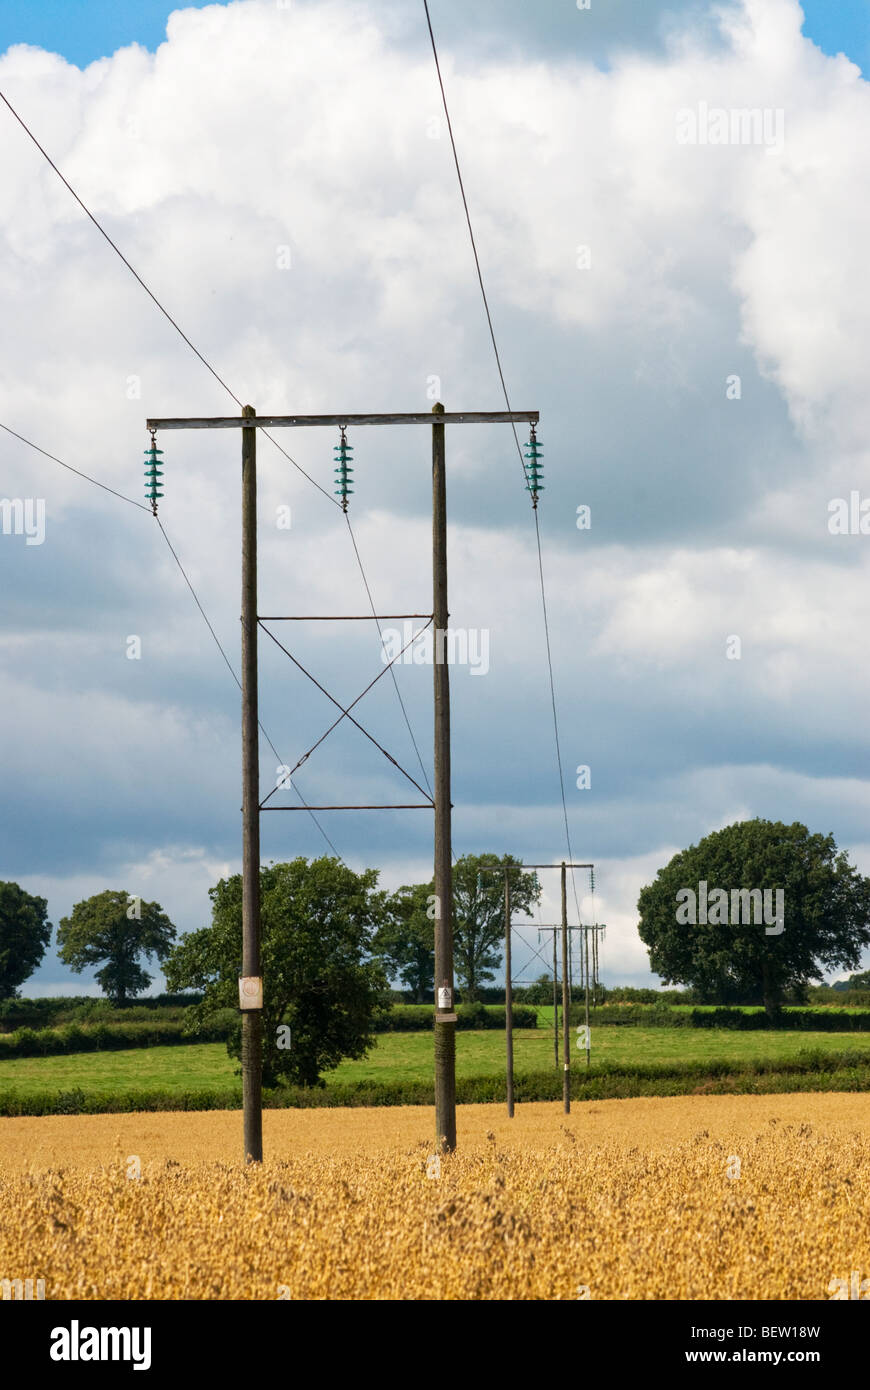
[3,0,870,999]
[801,0,870,71]
[0,0,868,73]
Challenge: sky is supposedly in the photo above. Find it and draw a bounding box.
[2,0,870,997]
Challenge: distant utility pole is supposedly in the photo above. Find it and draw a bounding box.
[504,872,513,1117]
[489,861,593,1118]
[552,932,559,1068]
[536,921,590,1072]
[479,861,519,1118]
[145,404,538,1162]
[583,924,591,1070]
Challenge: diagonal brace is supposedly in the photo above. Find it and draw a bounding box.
[259,618,435,806]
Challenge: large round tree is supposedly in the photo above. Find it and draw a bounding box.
[372,881,435,1003]
[164,856,391,1087]
[637,819,870,1014]
[58,890,176,1005]
[452,853,542,1002]
[0,881,52,998]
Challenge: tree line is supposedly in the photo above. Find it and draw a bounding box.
[0,852,539,1090]
[0,851,540,1008]
[3,819,870,1086]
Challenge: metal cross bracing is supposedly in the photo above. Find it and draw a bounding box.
[258,613,436,812]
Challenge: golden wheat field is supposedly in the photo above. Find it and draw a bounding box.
[1,1095,868,1300]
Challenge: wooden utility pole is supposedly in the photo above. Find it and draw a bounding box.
[561,861,570,1113]
[552,931,559,1067]
[583,925,591,1070]
[145,404,538,1162]
[240,404,263,1163]
[477,861,532,1118]
[505,861,592,1104]
[504,873,514,1117]
[535,924,589,1069]
[432,402,456,1153]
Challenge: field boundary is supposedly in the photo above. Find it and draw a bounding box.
[3,1053,870,1115]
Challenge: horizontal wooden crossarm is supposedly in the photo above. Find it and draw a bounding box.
[146,411,539,429]
[261,804,434,811]
[258,613,434,621]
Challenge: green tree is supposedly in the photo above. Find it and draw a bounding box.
[163,856,391,1088]
[0,881,52,998]
[452,853,542,1002]
[57,891,176,1006]
[637,819,870,1015]
[372,881,435,1002]
[520,973,556,1006]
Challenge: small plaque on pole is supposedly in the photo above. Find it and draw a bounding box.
[437,985,452,1010]
[239,976,263,1010]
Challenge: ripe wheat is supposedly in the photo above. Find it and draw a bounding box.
[0,1103,867,1299]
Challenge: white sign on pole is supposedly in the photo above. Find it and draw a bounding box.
[239,976,263,1010]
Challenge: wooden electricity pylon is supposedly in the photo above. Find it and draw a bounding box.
[481,861,593,1118]
[479,862,519,1116]
[145,403,538,1162]
[534,923,585,1073]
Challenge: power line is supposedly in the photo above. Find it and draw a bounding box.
[157,519,344,859]
[0,87,339,509]
[421,0,583,923]
[256,426,339,509]
[420,2,527,494]
[0,416,343,860]
[155,516,241,690]
[1,81,432,787]
[0,89,242,409]
[533,507,581,921]
[345,513,433,798]
[0,421,149,512]
[3,57,548,890]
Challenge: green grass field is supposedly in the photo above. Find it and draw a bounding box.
[0,1026,868,1100]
